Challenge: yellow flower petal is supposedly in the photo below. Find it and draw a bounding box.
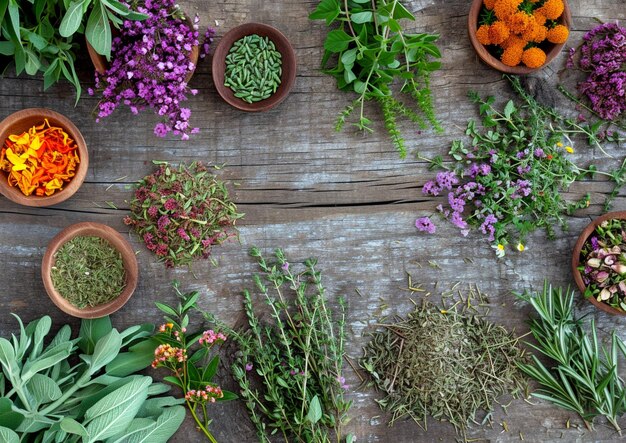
[517,243,525,252]
[565,146,574,153]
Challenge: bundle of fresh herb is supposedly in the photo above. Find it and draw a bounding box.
[0,0,146,102]
[0,314,185,442]
[51,235,126,309]
[124,161,243,268]
[213,248,353,443]
[516,283,626,434]
[152,282,237,443]
[361,283,526,436]
[415,76,605,257]
[310,0,442,158]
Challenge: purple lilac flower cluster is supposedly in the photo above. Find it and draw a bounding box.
[90,0,216,139]
[568,23,626,121]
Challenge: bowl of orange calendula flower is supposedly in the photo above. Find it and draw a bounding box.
[0,108,88,207]
[468,0,571,74]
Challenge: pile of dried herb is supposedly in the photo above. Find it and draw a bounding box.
[361,285,526,435]
[51,235,126,308]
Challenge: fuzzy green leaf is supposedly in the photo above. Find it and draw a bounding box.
[85,2,111,58]
[123,406,185,443]
[59,0,86,37]
[79,317,113,354]
[305,395,322,424]
[0,398,24,430]
[60,417,88,437]
[26,374,62,406]
[0,426,18,443]
[89,329,122,375]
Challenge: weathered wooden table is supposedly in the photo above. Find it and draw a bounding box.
[1,0,626,441]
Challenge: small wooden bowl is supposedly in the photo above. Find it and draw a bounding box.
[467,0,572,74]
[572,211,626,316]
[87,15,199,83]
[0,108,88,207]
[212,23,296,112]
[42,222,139,319]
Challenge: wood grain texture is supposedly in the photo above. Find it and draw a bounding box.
[0,0,625,442]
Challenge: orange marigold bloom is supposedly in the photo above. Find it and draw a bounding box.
[507,12,532,34]
[532,11,547,25]
[521,21,541,41]
[476,24,492,45]
[501,35,527,49]
[547,24,569,44]
[501,45,524,66]
[538,0,564,20]
[532,25,548,43]
[488,21,510,45]
[493,0,520,21]
[484,0,497,9]
[521,47,546,68]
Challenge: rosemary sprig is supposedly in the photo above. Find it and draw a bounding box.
[515,283,626,435]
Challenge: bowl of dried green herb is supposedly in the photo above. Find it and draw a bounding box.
[42,222,139,318]
[212,23,296,112]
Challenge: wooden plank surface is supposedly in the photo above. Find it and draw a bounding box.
[1,0,626,441]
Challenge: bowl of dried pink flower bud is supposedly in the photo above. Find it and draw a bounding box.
[572,211,626,315]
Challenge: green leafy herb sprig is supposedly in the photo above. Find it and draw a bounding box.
[516,283,626,435]
[0,0,146,102]
[0,314,185,442]
[310,0,442,158]
[212,248,353,443]
[152,283,237,443]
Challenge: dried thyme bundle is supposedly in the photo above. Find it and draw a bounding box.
[361,285,526,435]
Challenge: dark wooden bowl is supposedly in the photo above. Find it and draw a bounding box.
[42,222,139,319]
[572,211,626,316]
[87,15,199,83]
[467,0,572,74]
[0,108,88,207]
[212,22,296,112]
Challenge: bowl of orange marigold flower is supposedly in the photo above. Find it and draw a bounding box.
[468,0,572,74]
[0,108,88,207]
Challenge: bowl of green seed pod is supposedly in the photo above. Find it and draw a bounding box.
[212,22,296,112]
[42,222,139,319]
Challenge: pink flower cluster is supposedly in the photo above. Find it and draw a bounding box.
[151,344,187,368]
[185,385,224,403]
[198,330,227,346]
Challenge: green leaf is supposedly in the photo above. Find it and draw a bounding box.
[162,376,183,389]
[84,376,152,442]
[202,354,219,381]
[85,2,111,58]
[105,340,155,377]
[0,426,18,443]
[392,2,414,20]
[218,389,237,401]
[105,418,155,443]
[136,397,183,418]
[43,59,60,90]
[21,343,72,382]
[305,395,322,424]
[0,339,16,375]
[0,0,8,25]
[154,302,177,317]
[101,0,130,15]
[60,0,86,37]
[26,374,62,406]
[351,11,372,24]
[124,406,185,443]
[308,0,340,25]
[29,316,52,360]
[89,329,122,374]
[7,1,19,43]
[340,48,357,66]
[504,100,516,119]
[0,398,24,430]
[0,41,14,56]
[60,417,88,437]
[80,317,112,354]
[323,29,352,53]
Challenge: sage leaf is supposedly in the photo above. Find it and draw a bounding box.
[84,376,152,442]
[0,398,24,430]
[24,48,40,75]
[136,397,184,418]
[26,374,62,407]
[60,417,88,437]
[305,395,322,424]
[0,339,17,375]
[105,418,155,443]
[123,406,185,443]
[0,426,18,443]
[59,0,86,37]
[21,342,72,382]
[100,0,130,16]
[85,2,111,58]
[88,329,122,374]
[29,316,52,360]
[79,317,112,354]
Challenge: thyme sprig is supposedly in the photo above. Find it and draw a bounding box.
[310,0,442,158]
[516,283,626,435]
[214,248,353,443]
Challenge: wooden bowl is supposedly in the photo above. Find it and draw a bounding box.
[212,22,296,112]
[87,15,199,83]
[572,211,626,316]
[0,108,88,207]
[42,222,139,319]
[467,0,572,74]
